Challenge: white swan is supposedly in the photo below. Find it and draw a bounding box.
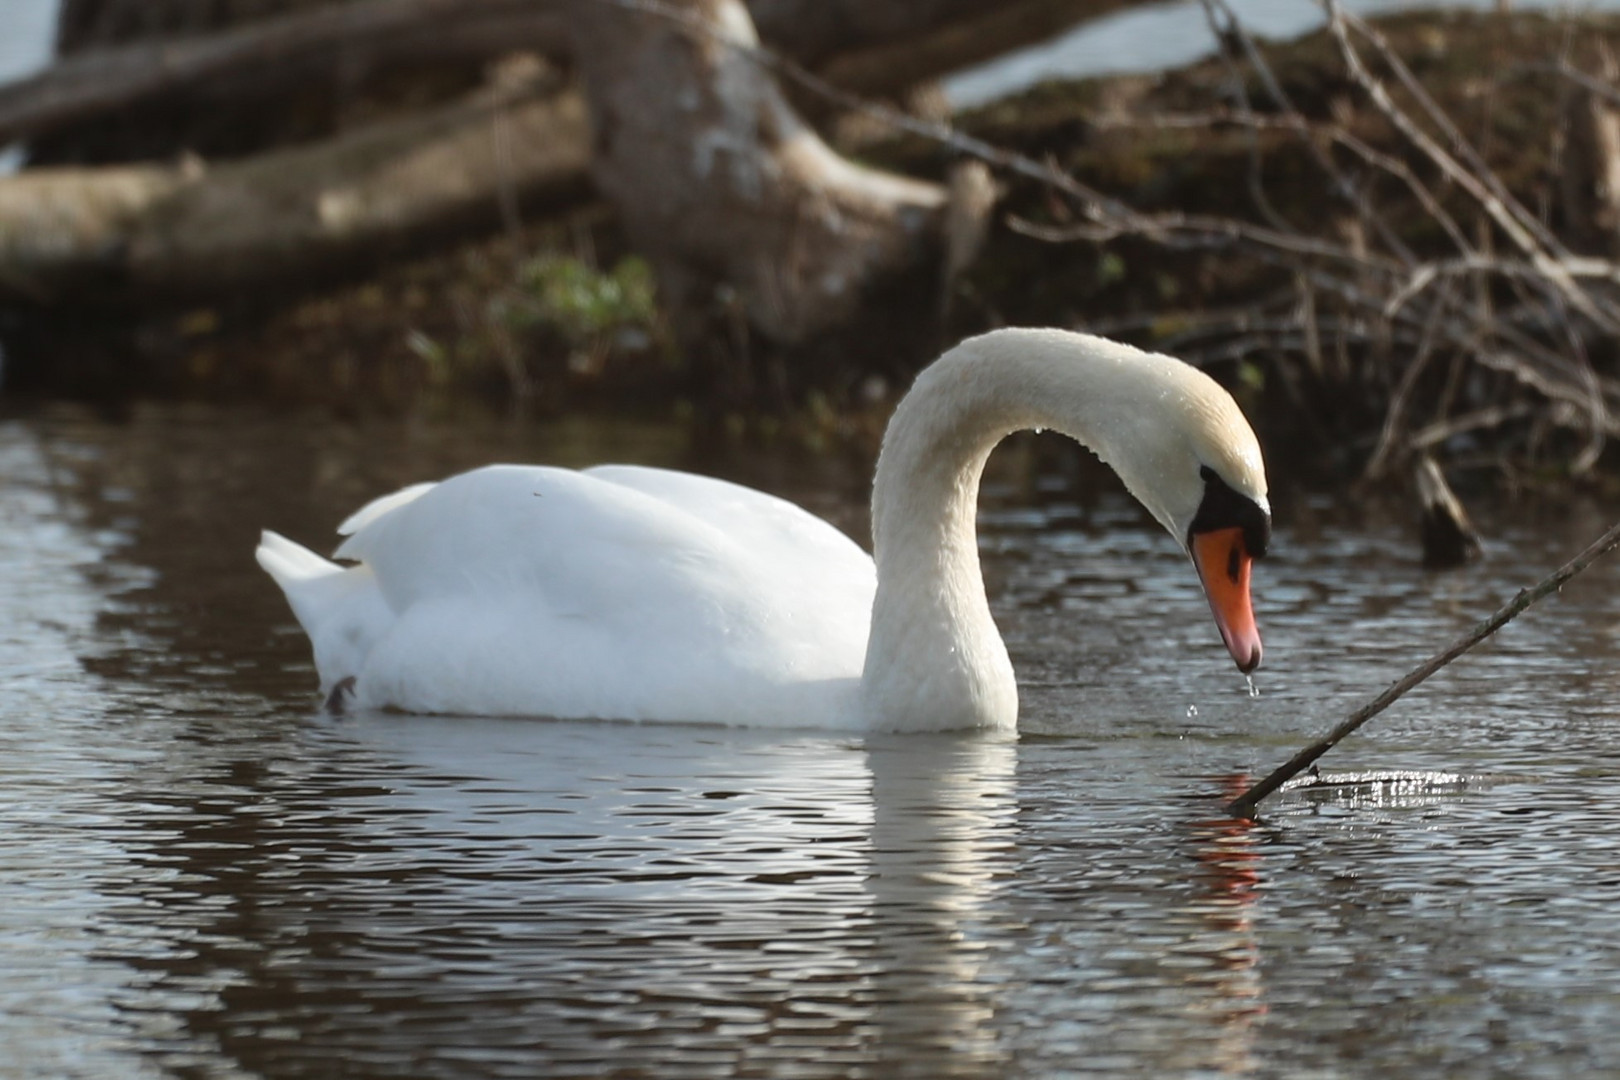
[257,328,1270,732]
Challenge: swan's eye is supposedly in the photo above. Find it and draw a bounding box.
[1190,465,1271,558]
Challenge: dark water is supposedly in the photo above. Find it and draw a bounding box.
[3,404,1619,1079]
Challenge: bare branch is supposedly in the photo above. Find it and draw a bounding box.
[1363,281,1453,478]
[0,0,565,150]
[1227,517,1620,818]
[1324,0,1620,335]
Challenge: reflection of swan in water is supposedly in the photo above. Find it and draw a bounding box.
[277,716,1020,1072]
[863,734,1019,1075]
[259,328,1270,730]
[258,720,1284,1075]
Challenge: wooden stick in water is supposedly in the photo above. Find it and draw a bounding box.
[1226,517,1620,819]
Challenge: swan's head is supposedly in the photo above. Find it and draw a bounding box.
[873,328,1272,681]
[1089,349,1271,673]
[1183,461,1270,674]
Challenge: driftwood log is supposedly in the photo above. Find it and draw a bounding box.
[2,0,1125,152]
[0,74,590,303]
[0,0,566,154]
[569,0,945,346]
[0,0,1120,315]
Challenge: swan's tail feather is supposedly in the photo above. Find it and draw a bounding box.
[256,529,337,586]
[256,530,389,694]
[256,529,350,633]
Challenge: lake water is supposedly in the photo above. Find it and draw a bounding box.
[3,402,1619,1078]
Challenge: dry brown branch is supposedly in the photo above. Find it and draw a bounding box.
[0,0,566,150]
[1325,0,1620,336]
[979,2,1618,475]
[1410,403,1536,449]
[0,82,590,303]
[1340,8,1567,258]
[1005,209,1399,266]
[1226,517,1620,819]
[1203,0,1418,263]
[1195,0,1295,237]
[0,0,1116,153]
[1363,282,1453,479]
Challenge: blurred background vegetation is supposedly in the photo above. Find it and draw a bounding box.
[2,0,1619,496]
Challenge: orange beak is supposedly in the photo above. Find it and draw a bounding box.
[1191,526,1262,673]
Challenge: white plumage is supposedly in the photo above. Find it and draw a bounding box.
[259,328,1269,731]
[260,464,875,727]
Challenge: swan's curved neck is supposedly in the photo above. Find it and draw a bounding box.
[861,331,1176,732]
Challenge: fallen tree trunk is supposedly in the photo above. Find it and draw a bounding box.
[0,0,566,152]
[6,0,1128,327]
[569,0,946,346]
[3,0,982,317]
[1,0,1126,153]
[0,79,590,304]
[757,0,1137,96]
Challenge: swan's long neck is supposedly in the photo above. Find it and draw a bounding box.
[861,329,1196,732]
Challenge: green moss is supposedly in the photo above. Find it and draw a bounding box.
[513,255,659,344]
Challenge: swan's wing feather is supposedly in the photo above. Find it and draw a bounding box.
[335,465,872,613]
[583,464,870,574]
[333,466,763,612]
[336,482,436,536]
[326,466,875,722]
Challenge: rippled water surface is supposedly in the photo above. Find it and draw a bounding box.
[3,404,1619,1079]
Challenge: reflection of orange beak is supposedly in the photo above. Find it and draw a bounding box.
[1191,526,1262,673]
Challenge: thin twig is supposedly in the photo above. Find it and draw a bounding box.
[1196,0,1296,237]
[1005,209,1400,268]
[1548,56,1620,108]
[1343,8,1567,260]
[1326,0,1620,336]
[1226,518,1620,818]
[1363,280,1453,479]
[1205,0,1417,264]
[1410,401,1535,448]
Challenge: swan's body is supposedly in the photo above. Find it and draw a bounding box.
[259,328,1270,732]
[259,464,876,727]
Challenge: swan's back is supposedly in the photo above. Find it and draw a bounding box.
[261,464,876,727]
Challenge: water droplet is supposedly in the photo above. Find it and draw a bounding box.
[1245,675,1260,698]
[1186,704,1198,718]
